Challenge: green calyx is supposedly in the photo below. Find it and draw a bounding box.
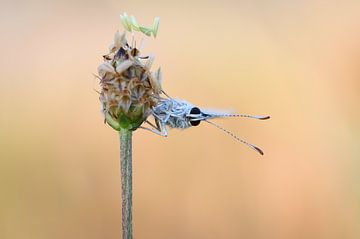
[105,105,146,131]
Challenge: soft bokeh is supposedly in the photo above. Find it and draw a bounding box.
[1,0,360,238]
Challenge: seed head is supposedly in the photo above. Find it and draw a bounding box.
[98,29,162,131]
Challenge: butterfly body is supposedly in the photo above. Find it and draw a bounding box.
[152,98,195,129]
[140,97,269,155]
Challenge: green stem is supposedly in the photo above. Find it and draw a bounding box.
[119,128,133,239]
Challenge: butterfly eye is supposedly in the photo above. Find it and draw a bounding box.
[190,120,201,126]
[189,107,201,126]
[190,107,201,115]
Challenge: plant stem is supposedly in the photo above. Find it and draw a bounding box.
[119,128,133,239]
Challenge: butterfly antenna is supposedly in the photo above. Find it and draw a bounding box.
[204,119,264,155]
[212,114,270,120]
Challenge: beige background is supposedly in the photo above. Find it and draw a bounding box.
[1,0,360,238]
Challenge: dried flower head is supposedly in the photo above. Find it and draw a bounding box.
[98,29,162,131]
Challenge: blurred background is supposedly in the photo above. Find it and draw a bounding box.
[1,0,360,238]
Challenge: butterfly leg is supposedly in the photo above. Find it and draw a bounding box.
[139,119,168,137]
[138,126,166,137]
[161,90,172,99]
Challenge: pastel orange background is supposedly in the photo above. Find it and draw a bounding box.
[1,0,360,238]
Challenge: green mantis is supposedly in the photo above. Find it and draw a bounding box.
[120,13,160,38]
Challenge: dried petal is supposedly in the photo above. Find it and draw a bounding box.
[145,55,155,70]
[114,31,121,49]
[131,84,145,99]
[108,43,116,53]
[143,101,152,117]
[114,31,127,49]
[98,62,115,78]
[150,67,162,94]
[119,95,131,113]
[116,60,133,74]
